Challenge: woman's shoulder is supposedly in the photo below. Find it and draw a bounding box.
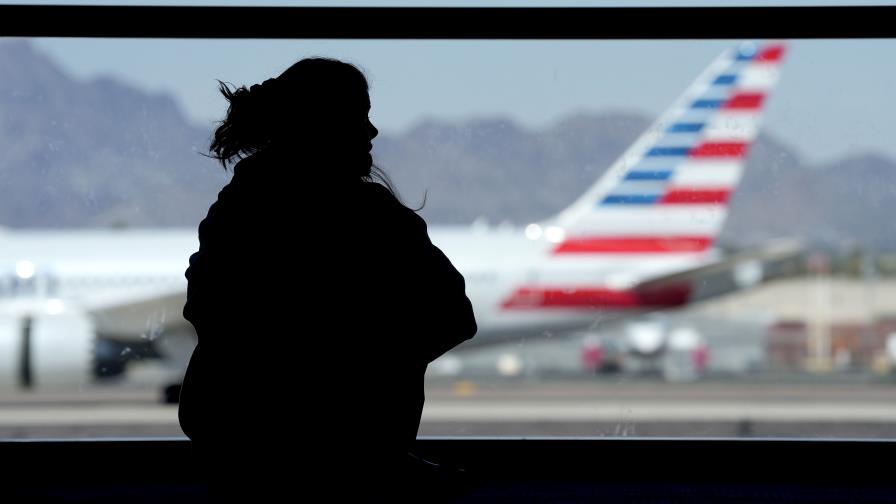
[358,182,422,221]
[358,180,397,200]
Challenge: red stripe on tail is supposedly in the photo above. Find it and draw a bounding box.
[724,92,765,110]
[689,142,749,158]
[755,44,785,63]
[660,189,731,204]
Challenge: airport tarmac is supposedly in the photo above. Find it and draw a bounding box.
[5,277,896,439]
[1,380,895,439]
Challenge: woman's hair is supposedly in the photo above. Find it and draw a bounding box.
[209,57,408,202]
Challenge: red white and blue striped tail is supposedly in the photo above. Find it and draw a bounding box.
[549,41,786,256]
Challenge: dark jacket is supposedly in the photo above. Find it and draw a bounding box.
[178,151,476,481]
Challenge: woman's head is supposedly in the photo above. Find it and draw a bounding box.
[210,57,378,178]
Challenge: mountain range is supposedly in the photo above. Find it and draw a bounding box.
[2,39,895,250]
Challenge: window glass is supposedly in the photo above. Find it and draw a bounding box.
[1,38,895,439]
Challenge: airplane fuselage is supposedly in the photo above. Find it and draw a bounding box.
[0,226,710,346]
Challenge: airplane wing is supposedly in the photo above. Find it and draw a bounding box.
[633,239,804,306]
[458,239,803,351]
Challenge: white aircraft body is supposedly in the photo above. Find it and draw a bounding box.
[0,41,788,388]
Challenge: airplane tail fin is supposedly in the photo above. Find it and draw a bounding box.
[548,41,786,255]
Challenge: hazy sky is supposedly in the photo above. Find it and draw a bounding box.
[6,1,896,165]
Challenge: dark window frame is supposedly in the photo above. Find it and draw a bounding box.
[0,5,894,39]
[2,4,895,499]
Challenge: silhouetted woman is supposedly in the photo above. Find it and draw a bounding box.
[178,58,476,497]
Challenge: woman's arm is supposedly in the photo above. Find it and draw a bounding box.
[379,192,477,364]
[416,240,477,363]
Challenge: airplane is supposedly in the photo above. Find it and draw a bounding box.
[0,40,793,391]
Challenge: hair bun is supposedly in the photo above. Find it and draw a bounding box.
[249,78,280,101]
[209,58,371,171]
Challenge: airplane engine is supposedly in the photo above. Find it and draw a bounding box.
[662,327,707,382]
[624,319,667,358]
[0,308,94,389]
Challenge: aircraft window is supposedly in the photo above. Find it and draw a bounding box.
[1,25,895,441]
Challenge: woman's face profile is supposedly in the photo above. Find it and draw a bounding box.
[297,89,377,168]
[308,90,378,175]
[344,93,377,170]
[364,97,379,153]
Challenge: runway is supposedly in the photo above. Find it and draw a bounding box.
[1,380,894,439]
